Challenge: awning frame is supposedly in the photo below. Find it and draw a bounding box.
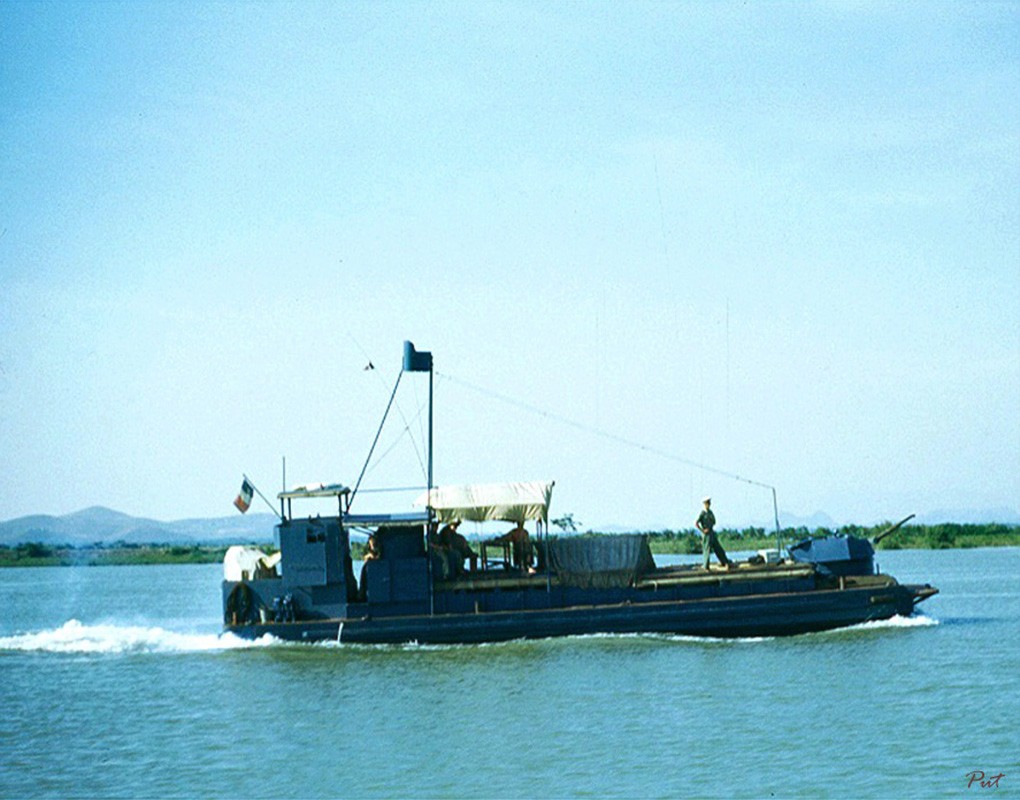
[414,480,555,524]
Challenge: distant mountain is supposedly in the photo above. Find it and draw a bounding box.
[0,506,277,546]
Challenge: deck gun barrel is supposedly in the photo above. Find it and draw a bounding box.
[872,513,916,545]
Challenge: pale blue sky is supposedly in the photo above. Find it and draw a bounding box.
[1,1,1017,529]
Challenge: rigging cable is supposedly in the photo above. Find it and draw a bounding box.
[347,331,427,481]
[350,371,403,506]
[365,394,430,477]
[436,370,783,545]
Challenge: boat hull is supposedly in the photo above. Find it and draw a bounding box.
[225,581,932,645]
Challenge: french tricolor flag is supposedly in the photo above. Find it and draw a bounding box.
[234,478,254,514]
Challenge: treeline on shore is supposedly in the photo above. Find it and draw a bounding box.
[1,523,1018,567]
[644,522,1020,554]
[0,542,234,568]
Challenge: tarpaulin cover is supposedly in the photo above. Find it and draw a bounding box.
[223,546,276,581]
[545,534,657,589]
[413,481,554,523]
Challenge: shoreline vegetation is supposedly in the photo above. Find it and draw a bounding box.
[1,523,1018,567]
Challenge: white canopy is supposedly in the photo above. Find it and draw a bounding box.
[414,480,555,523]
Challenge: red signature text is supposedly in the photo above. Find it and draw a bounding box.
[967,771,1005,789]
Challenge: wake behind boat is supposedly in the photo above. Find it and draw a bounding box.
[222,342,937,644]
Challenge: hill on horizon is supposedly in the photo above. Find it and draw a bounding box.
[0,506,278,547]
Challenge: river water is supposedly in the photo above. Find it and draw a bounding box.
[0,548,1016,799]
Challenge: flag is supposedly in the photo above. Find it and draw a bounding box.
[234,478,254,513]
[402,340,432,372]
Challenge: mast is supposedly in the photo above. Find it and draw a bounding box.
[403,340,434,493]
[428,355,434,509]
[403,341,435,612]
[772,486,782,555]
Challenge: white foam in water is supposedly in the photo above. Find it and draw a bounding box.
[0,619,281,654]
[840,613,939,632]
[653,614,939,644]
[0,614,939,654]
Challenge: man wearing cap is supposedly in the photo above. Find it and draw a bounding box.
[696,497,732,570]
[440,520,478,574]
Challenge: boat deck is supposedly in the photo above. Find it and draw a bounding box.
[434,559,827,593]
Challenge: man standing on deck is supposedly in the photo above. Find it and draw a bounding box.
[696,497,732,570]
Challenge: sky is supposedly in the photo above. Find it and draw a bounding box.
[1,1,1018,530]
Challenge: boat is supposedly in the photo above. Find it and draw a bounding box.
[222,342,937,644]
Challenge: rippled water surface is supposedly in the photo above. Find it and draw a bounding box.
[1,549,1016,798]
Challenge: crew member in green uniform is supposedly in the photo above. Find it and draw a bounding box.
[696,496,732,570]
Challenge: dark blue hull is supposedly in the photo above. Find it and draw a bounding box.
[225,579,932,645]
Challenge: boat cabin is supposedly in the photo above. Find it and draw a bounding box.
[224,480,570,626]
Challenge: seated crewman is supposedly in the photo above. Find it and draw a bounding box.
[440,520,478,574]
[490,522,534,572]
